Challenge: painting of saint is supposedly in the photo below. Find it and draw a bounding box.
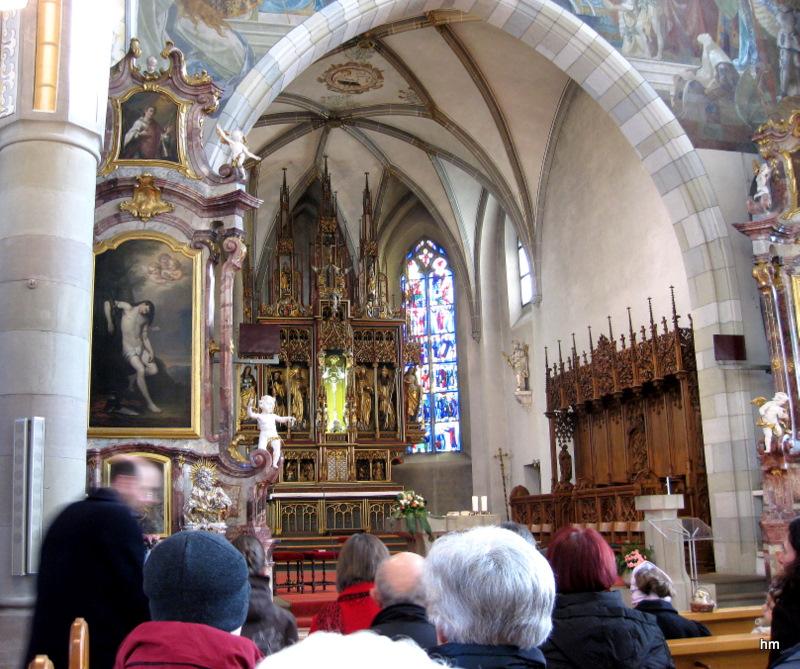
[90,234,199,435]
[119,91,179,163]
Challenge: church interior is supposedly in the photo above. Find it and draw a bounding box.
[5,0,800,663]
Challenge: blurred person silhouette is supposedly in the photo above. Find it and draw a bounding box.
[231,535,298,656]
[369,552,437,649]
[25,455,160,669]
[114,530,262,669]
[310,533,390,634]
[540,526,672,669]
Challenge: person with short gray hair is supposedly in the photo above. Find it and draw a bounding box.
[369,552,437,649]
[424,526,556,668]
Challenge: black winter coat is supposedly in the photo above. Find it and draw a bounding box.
[241,575,299,656]
[370,602,438,649]
[429,643,546,668]
[25,488,150,669]
[634,599,711,639]
[539,590,674,669]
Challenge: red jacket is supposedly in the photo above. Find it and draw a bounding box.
[114,621,263,669]
[309,581,380,634]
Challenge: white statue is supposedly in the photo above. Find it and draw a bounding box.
[216,126,261,179]
[673,34,737,110]
[748,160,774,215]
[248,394,296,468]
[502,340,530,392]
[753,392,791,453]
[145,55,159,75]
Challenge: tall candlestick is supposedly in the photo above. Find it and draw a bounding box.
[481,496,488,513]
[472,496,479,513]
[666,476,671,495]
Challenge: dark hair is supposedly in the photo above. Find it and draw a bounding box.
[136,300,156,325]
[634,564,675,599]
[336,533,390,592]
[109,458,138,481]
[231,534,266,577]
[776,517,800,604]
[500,521,537,547]
[546,526,617,594]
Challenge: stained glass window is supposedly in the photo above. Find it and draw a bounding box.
[518,239,533,307]
[402,240,460,453]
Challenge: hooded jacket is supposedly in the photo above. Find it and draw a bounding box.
[241,574,299,656]
[634,599,711,640]
[539,590,674,669]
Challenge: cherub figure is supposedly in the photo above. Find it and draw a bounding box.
[247,394,296,468]
[216,126,261,179]
[502,340,530,392]
[753,392,792,453]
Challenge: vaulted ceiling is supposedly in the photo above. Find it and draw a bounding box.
[245,10,572,287]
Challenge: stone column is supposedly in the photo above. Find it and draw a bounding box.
[0,2,111,607]
[635,494,693,612]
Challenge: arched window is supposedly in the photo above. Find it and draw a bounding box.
[402,240,460,453]
[518,238,533,307]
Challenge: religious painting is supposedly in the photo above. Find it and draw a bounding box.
[89,231,201,437]
[100,85,198,178]
[103,452,172,537]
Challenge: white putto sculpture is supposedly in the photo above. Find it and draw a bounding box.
[752,392,792,454]
[216,126,261,180]
[247,394,296,469]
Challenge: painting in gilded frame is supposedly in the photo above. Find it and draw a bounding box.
[89,232,201,437]
[100,85,198,179]
[103,452,172,537]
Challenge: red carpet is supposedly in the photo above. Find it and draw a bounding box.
[273,572,339,628]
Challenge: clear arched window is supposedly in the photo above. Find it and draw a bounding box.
[518,238,533,307]
[402,240,460,453]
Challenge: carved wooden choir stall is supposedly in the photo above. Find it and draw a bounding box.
[510,293,711,564]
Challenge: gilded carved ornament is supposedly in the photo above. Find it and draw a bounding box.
[119,174,174,221]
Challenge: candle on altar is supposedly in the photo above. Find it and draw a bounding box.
[480,496,488,513]
[666,476,671,495]
[472,496,479,513]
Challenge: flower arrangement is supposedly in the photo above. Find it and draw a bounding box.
[390,490,437,538]
[616,543,655,575]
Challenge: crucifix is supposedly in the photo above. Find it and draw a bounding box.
[494,447,511,521]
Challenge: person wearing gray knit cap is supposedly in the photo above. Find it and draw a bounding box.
[114,531,263,669]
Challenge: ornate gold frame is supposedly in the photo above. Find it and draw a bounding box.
[102,451,172,537]
[88,230,202,438]
[99,83,199,179]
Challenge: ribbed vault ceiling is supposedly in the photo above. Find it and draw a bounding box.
[247,10,571,286]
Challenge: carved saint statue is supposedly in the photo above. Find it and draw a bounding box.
[239,365,257,421]
[286,364,309,426]
[355,365,374,429]
[247,395,296,469]
[559,444,573,484]
[502,340,530,392]
[183,461,232,532]
[377,366,396,430]
[753,392,792,454]
[404,365,421,423]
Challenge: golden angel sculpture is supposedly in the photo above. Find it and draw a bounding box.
[502,340,530,392]
[752,392,792,454]
[183,460,232,532]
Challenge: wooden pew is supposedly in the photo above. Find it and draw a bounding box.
[668,633,770,669]
[680,605,762,636]
[28,618,88,669]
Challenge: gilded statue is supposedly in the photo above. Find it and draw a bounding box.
[753,392,792,454]
[404,365,421,423]
[269,370,287,416]
[239,365,257,421]
[355,365,374,429]
[183,460,232,532]
[502,340,530,392]
[377,366,396,430]
[286,364,309,426]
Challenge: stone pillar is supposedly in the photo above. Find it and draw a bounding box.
[635,494,693,612]
[0,2,111,607]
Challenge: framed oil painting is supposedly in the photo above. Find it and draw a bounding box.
[99,85,199,179]
[103,452,172,537]
[89,231,201,437]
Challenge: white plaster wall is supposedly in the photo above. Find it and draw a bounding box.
[532,88,692,490]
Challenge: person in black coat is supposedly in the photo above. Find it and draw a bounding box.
[539,526,674,669]
[369,552,437,649]
[424,526,556,668]
[231,535,298,656]
[770,517,800,667]
[630,560,711,639]
[25,457,159,669]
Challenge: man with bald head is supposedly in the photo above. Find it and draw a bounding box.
[369,551,437,649]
